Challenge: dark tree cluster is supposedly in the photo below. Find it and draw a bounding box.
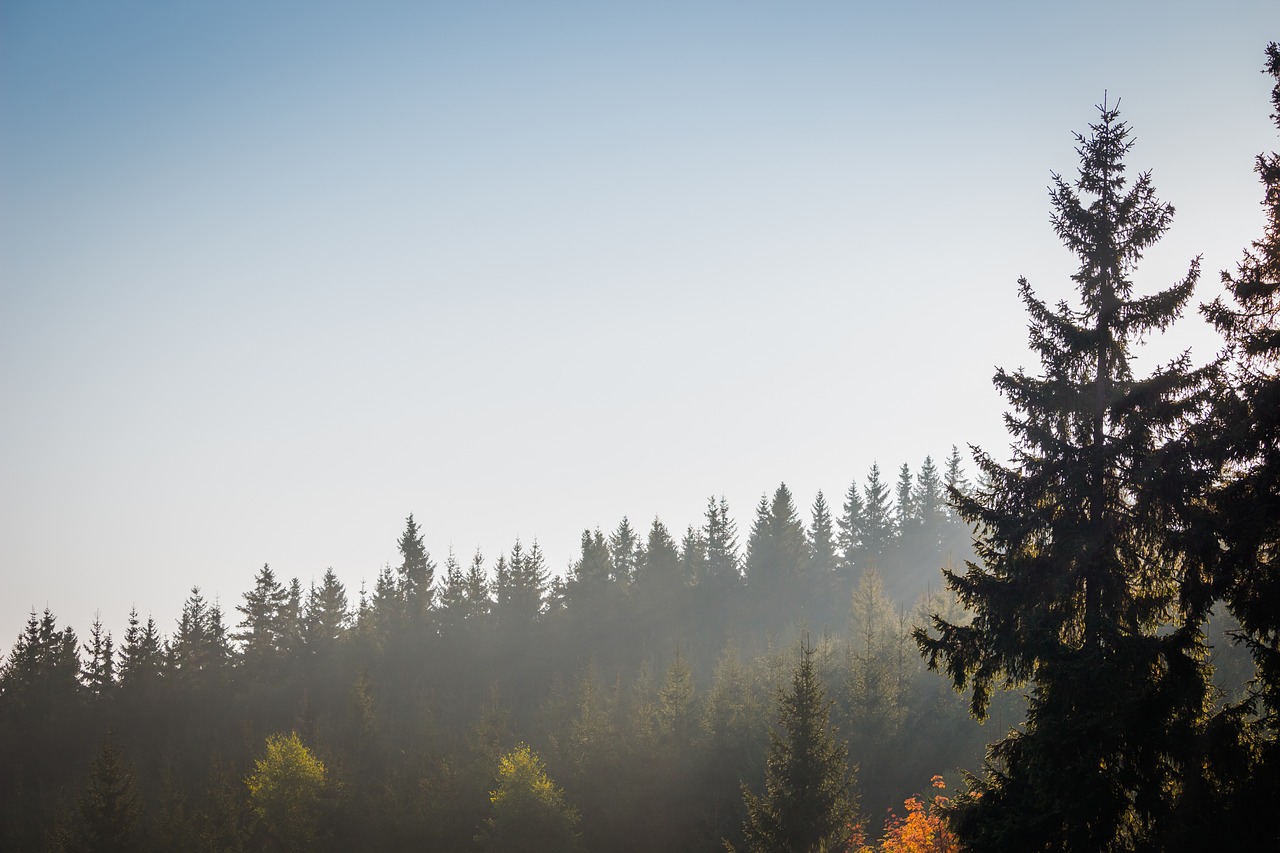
[919,45,1280,852]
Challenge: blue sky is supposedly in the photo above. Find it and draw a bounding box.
[1,1,1275,646]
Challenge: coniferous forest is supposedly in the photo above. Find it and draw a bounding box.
[3,40,1279,853]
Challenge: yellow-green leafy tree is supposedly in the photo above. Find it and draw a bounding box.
[245,731,327,852]
[478,743,580,853]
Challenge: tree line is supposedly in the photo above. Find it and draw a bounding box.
[1,455,1006,851]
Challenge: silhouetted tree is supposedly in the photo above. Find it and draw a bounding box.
[917,100,1215,851]
[739,640,858,853]
[1201,41,1280,848]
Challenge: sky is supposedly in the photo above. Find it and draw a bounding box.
[1,1,1276,649]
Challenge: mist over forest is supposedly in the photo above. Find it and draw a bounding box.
[3,4,1280,851]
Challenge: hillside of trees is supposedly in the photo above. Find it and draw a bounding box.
[3,40,1279,853]
[1,455,1018,851]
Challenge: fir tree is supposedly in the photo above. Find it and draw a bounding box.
[237,566,289,676]
[396,513,436,619]
[303,568,349,652]
[917,101,1215,850]
[739,640,858,853]
[745,484,809,609]
[860,464,894,570]
[894,462,917,541]
[608,517,641,586]
[117,608,161,690]
[808,491,838,579]
[704,495,742,593]
[82,615,115,697]
[1201,42,1280,845]
[836,479,865,577]
[79,735,142,853]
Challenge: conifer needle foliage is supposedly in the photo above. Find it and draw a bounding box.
[916,101,1217,851]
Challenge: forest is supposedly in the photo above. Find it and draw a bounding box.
[2,41,1278,853]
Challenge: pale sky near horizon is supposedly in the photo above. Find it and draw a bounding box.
[2,1,1276,650]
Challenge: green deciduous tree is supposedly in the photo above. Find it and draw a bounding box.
[478,743,580,853]
[245,731,328,852]
[917,101,1215,851]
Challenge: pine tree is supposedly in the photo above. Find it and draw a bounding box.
[570,529,612,596]
[608,517,641,586]
[1201,42,1280,844]
[237,566,289,676]
[79,735,142,852]
[303,568,350,652]
[171,588,230,687]
[836,479,865,578]
[636,518,683,621]
[82,615,115,697]
[705,496,742,593]
[916,101,1215,850]
[396,513,436,619]
[495,540,548,625]
[739,640,858,853]
[860,464,894,570]
[941,445,974,567]
[808,491,838,579]
[745,484,809,612]
[463,549,492,621]
[117,608,161,690]
[894,462,917,541]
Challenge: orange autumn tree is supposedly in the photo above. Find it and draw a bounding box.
[878,776,960,853]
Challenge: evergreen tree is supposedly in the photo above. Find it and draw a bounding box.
[913,456,945,550]
[739,640,858,853]
[79,735,142,853]
[916,101,1215,850]
[608,517,641,586]
[495,540,548,624]
[396,513,436,619]
[941,445,975,566]
[636,518,682,621]
[0,608,80,711]
[745,484,809,610]
[808,491,838,579]
[437,548,468,630]
[1201,42,1280,845]
[303,568,349,653]
[82,615,115,697]
[704,495,742,593]
[570,528,612,600]
[463,549,492,621]
[894,462,917,541]
[678,525,709,588]
[836,479,865,577]
[171,588,230,687]
[860,464,894,570]
[117,608,161,690]
[658,649,697,745]
[237,566,289,676]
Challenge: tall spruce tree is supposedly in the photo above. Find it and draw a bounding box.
[835,479,865,580]
[1201,42,1280,842]
[916,101,1216,850]
[739,640,858,853]
[860,464,894,570]
[704,496,742,595]
[396,513,436,619]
